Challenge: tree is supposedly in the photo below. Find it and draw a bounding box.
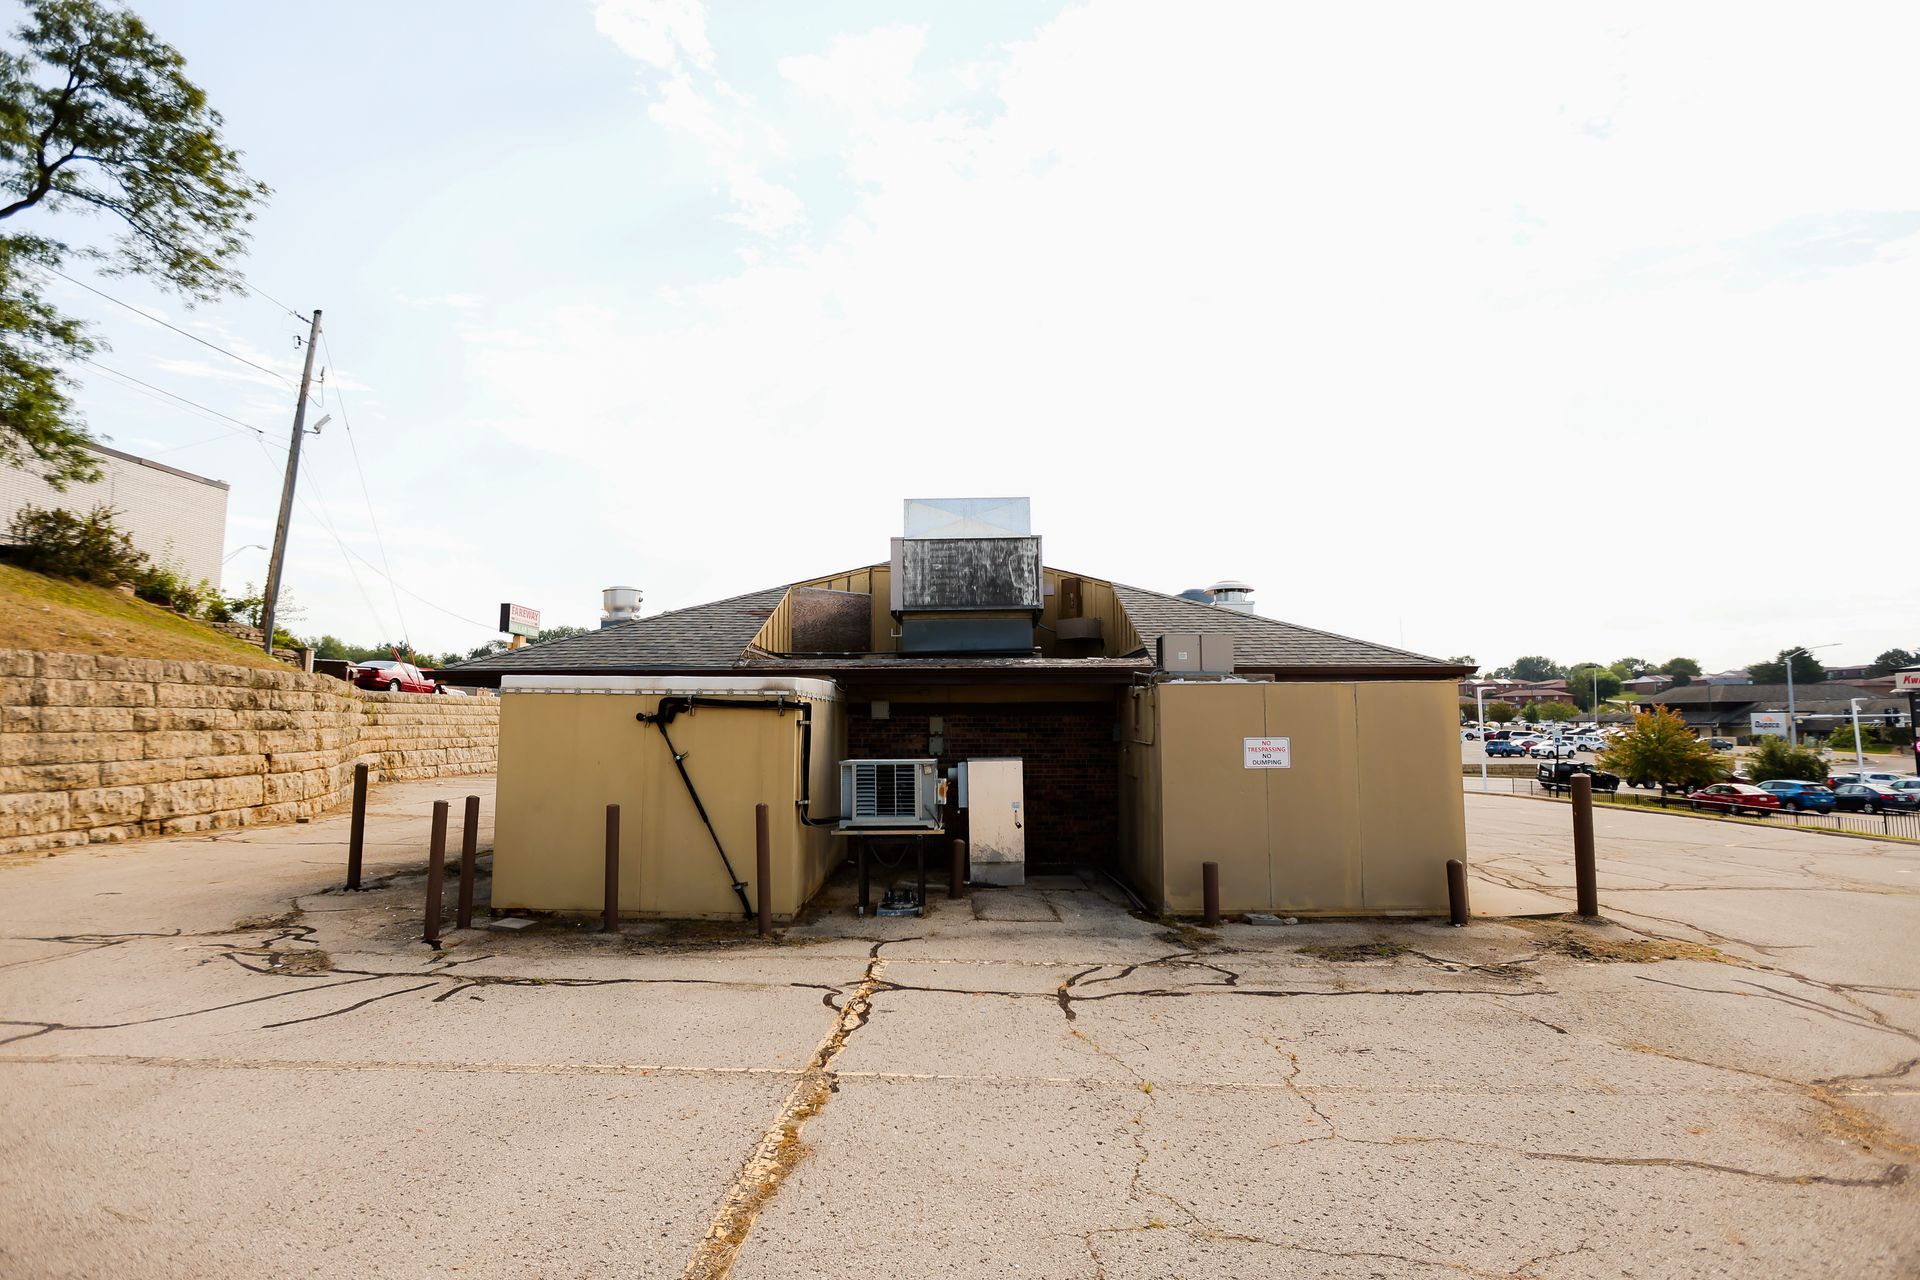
[1746,735,1828,784]
[1825,719,1881,756]
[1597,708,1726,792]
[1534,701,1579,723]
[1507,655,1562,683]
[1609,657,1652,680]
[461,624,592,662]
[1484,700,1518,724]
[1869,648,1917,677]
[1658,657,1701,688]
[1,0,269,485]
[1747,648,1827,686]
[1446,655,1477,670]
[1567,663,1624,711]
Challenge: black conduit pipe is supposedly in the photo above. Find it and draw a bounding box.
[635,695,842,917]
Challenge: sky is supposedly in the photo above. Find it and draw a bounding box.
[17,0,1919,670]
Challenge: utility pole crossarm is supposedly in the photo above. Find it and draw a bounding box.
[261,309,322,655]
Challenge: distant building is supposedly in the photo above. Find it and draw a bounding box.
[1699,669,1752,686]
[1621,673,1673,694]
[0,444,229,589]
[1648,682,1908,737]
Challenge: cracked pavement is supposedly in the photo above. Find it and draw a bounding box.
[2,781,1917,1277]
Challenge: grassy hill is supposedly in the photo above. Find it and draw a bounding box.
[0,562,283,669]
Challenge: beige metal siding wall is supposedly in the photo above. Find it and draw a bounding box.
[1149,680,1462,915]
[1038,569,1139,658]
[751,589,794,653]
[493,690,835,920]
[784,562,1142,659]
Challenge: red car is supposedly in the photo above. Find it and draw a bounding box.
[1685,783,1780,817]
[352,659,437,694]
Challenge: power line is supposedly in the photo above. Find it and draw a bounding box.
[247,434,392,641]
[49,266,299,389]
[244,281,311,324]
[81,358,279,442]
[320,332,410,646]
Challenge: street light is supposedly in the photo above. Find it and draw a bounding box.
[1472,680,1502,792]
[223,543,267,564]
[1847,697,1867,773]
[1782,644,1838,746]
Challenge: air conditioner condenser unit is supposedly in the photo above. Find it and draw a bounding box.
[839,758,945,828]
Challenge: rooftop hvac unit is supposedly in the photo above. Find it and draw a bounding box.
[839,758,944,829]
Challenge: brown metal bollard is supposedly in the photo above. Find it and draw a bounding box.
[755,803,772,937]
[603,804,620,933]
[456,794,480,929]
[345,762,369,890]
[949,837,965,899]
[1572,773,1598,918]
[423,799,448,945]
[1202,860,1220,927]
[1446,858,1469,927]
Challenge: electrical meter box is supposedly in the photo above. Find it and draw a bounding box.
[958,758,1025,886]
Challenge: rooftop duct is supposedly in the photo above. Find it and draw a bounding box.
[890,497,1041,654]
[601,585,643,628]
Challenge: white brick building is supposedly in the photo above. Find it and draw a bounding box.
[0,445,230,589]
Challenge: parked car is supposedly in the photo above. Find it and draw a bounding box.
[1685,783,1781,816]
[352,659,437,694]
[1832,783,1920,814]
[1703,738,1735,750]
[1460,728,1481,740]
[1538,761,1620,794]
[1528,739,1576,758]
[1571,734,1605,752]
[1826,770,1909,790]
[1485,739,1525,757]
[1752,779,1837,813]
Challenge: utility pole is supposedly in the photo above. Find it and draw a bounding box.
[261,309,322,655]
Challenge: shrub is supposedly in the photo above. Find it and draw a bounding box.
[131,561,214,615]
[5,504,149,586]
[1746,734,1827,782]
[1597,708,1726,791]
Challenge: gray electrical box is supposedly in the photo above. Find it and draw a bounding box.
[1200,633,1235,673]
[1157,633,1202,672]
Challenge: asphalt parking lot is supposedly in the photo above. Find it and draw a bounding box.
[2,778,1916,1278]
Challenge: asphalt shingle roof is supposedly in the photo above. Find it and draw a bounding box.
[447,585,789,674]
[1108,583,1461,673]
[445,574,1464,679]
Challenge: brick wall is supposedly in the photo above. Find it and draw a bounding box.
[0,445,230,590]
[846,701,1119,867]
[0,649,497,856]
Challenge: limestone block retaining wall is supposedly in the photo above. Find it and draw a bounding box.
[0,649,497,856]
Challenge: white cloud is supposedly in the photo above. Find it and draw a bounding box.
[595,0,804,236]
[593,0,712,70]
[478,1,1920,665]
[778,25,927,116]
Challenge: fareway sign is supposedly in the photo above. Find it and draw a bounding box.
[1244,737,1291,769]
[498,602,541,638]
